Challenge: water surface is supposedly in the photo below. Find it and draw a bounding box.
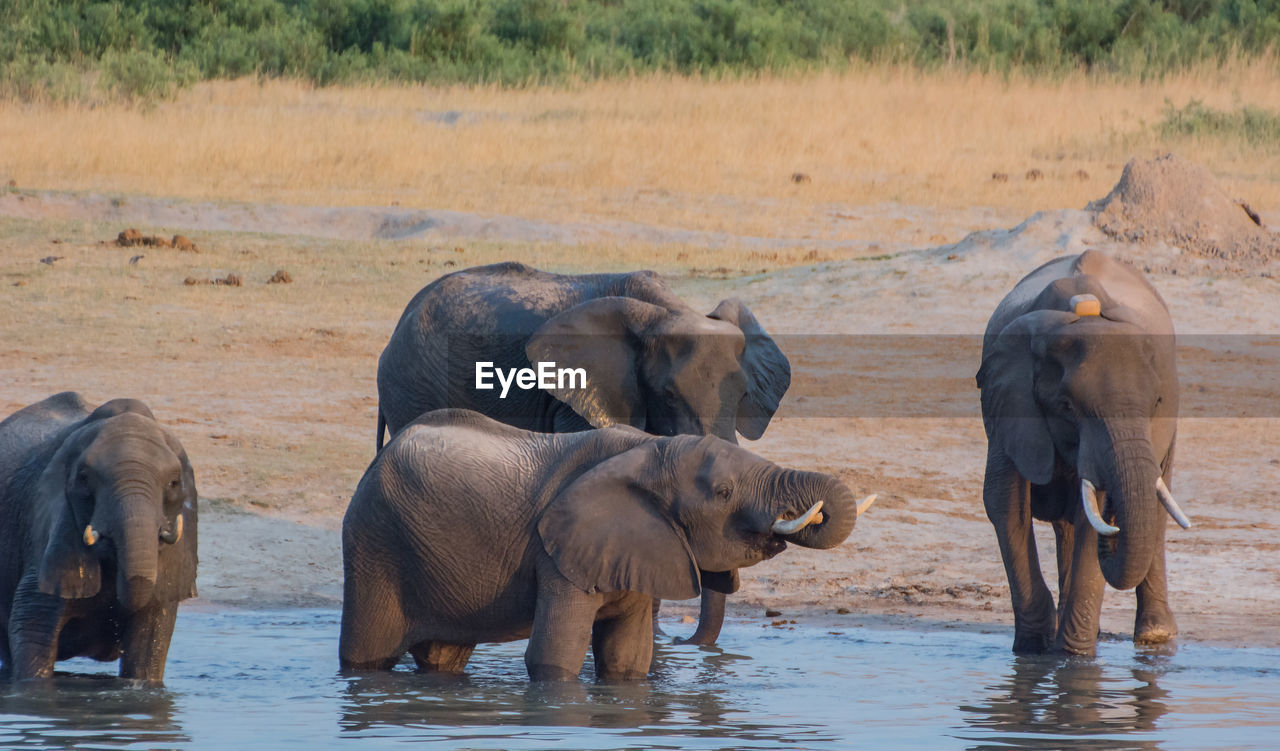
[2,610,1276,749]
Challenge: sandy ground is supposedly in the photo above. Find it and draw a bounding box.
[2,171,1277,650]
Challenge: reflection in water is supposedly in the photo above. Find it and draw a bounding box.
[3,612,1278,749]
[961,650,1174,750]
[0,676,187,749]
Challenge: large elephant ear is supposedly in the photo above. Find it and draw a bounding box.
[158,429,199,602]
[526,297,668,430]
[708,299,791,440]
[976,310,1078,485]
[35,426,102,599]
[538,442,700,601]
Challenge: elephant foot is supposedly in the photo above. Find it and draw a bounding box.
[1134,617,1177,646]
[1011,631,1053,655]
[1134,600,1177,645]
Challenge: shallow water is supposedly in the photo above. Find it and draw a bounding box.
[2,610,1277,750]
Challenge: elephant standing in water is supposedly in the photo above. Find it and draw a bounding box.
[341,409,867,681]
[977,250,1191,655]
[0,393,198,682]
[375,262,791,645]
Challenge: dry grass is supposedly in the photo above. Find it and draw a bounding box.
[3,64,1280,246]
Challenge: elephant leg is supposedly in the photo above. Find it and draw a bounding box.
[8,573,65,679]
[984,451,1055,653]
[591,594,654,681]
[1134,548,1177,645]
[1054,521,1106,656]
[675,590,726,646]
[120,600,177,683]
[650,599,666,637]
[526,560,600,681]
[408,641,475,673]
[339,566,408,671]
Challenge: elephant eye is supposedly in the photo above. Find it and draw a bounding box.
[167,478,182,491]
[1058,399,1074,416]
[715,482,733,501]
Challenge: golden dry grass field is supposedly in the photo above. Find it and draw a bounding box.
[3,64,1280,248]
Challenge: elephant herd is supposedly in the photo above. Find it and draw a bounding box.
[0,250,1193,684]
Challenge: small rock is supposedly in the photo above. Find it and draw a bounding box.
[764,608,782,618]
[836,607,851,615]
[39,255,63,265]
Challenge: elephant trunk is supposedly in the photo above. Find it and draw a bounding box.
[112,494,160,610]
[1087,422,1162,591]
[765,470,857,550]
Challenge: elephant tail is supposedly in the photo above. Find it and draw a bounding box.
[376,409,387,453]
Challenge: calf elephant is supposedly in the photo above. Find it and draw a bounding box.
[0,392,198,682]
[340,409,869,681]
[976,250,1190,655]
[375,261,791,645]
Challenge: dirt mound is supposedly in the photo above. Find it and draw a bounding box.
[1088,154,1278,274]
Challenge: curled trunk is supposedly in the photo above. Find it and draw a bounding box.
[1090,425,1163,591]
[764,470,857,550]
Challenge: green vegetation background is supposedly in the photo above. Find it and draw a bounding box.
[3,0,1279,99]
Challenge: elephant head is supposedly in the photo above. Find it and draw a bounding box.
[978,301,1187,590]
[526,297,789,442]
[538,433,858,601]
[36,400,197,610]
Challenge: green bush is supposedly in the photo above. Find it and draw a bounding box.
[1160,98,1280,149]
[1,0,1279,101]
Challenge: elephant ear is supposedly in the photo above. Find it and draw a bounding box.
[538,442,700,601]
[158,429,199,602]
[708,299,791,440]
[976,310,1078,485]
[526,297,667,430]
[35,426,101,599]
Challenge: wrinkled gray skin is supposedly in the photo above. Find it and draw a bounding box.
[977,250,1180,656]
[375,262,791,646]
[340,409,854,681]
[0,393,198,682]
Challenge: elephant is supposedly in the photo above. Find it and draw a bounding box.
[375,261,791,646]
[340,408,868,681]
[0,392,198,682]
[976,250,1191,656]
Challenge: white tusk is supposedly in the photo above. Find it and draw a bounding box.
[1155,477,1192,529]
[1081,479,1119,536]
[83,524,98,547]
[856,494,877,516]
[772,500,824,535]
[159,515,183,544]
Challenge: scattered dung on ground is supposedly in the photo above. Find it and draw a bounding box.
[172,234,199,251]
[1088,153,1280,274]
[116,228,199,251]
[184,273,242,287]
